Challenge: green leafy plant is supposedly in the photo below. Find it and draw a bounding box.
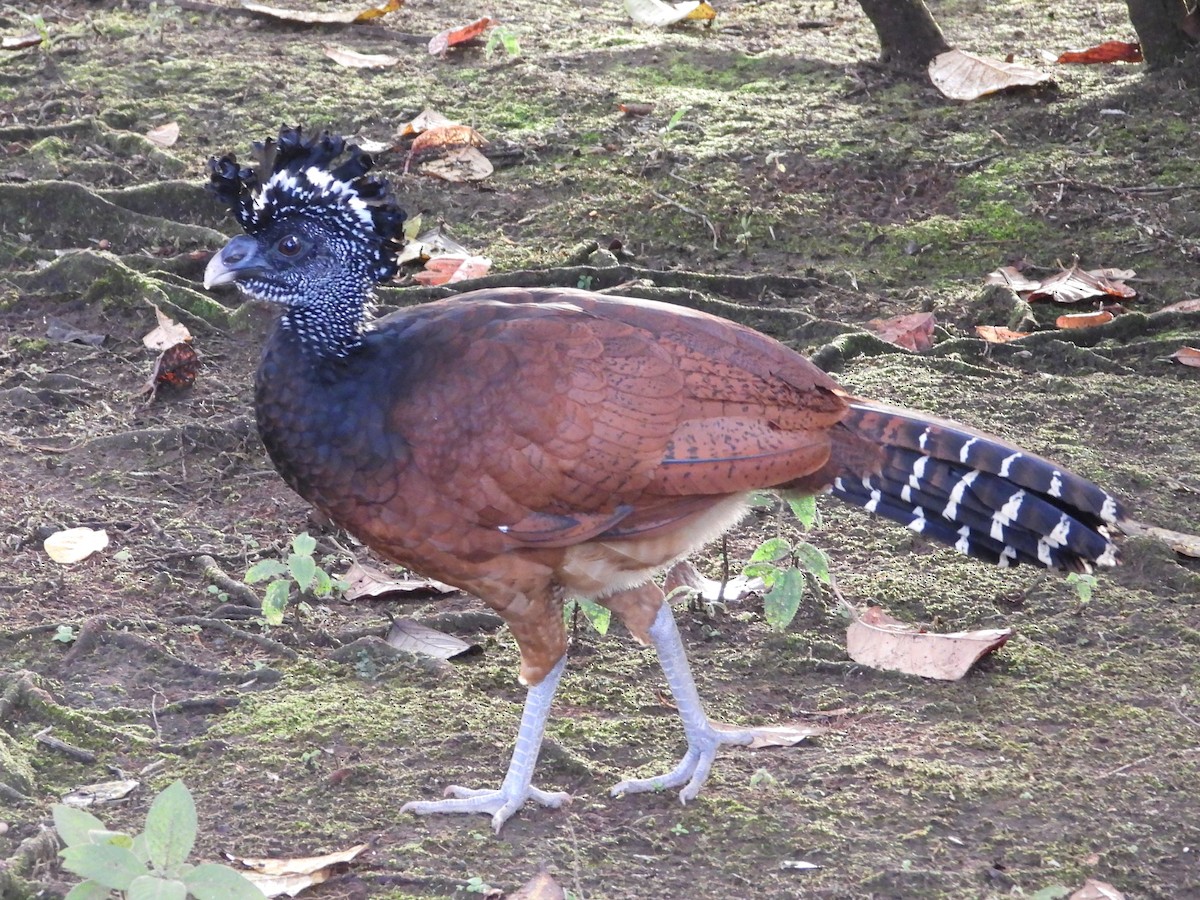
[53,625,77,644]
[54,780,262,899]
[1066,571,1097,605]
[563,597,611,635]
[244,533,347,626]
[464,874,494,894]
[483,25,521,59]
[743,495,829,630]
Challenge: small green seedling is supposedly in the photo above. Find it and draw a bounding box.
[244,533,347,626]
[464,874,494,894]
[564,597,611,635]
[54,780,263,899]
[743,495,829,630]
[1066,571,1097,605]
[483,25,521,59]
[53,625,77,644]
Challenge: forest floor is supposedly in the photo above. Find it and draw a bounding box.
[1,0,1199,897]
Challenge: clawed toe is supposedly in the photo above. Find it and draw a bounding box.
[402,784,572,832]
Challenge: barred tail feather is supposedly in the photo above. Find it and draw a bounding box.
[827,401,1123,572]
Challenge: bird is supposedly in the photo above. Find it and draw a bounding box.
[203,126,1125,833]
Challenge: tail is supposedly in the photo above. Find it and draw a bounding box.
[824,401,1123,572]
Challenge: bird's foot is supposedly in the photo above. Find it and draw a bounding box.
[611,721,761,803]
[401,782,572,833]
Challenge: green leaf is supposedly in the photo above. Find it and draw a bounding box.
[64,881,113,900]
[288,552,317,593]
[763,568,805,631]
[741,562,780,588]
[312,566,333,598]
[793,541,831,584]
[88,829,133,849]
[132,832,151,865]
[291,532,317,556]
[60,843,147,891]
[262,580,290,626]
[748,537,791,564]
[786,495,819,530]
[184,862,267,899]
[575,598,611,636]
[665,105,692,131]
[144,781,196,873]
[128,874,188,900]
[53,804,108,848]
[244,559,287,584]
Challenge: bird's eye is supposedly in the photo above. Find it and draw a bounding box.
[277,234,302,257]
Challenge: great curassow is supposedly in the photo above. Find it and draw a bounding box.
[203,126,1125,833]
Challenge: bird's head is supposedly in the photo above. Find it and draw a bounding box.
[204,126,406,327]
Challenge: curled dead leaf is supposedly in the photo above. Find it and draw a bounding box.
[846,606,1012,681]
[625,0,716,27]
[44,527,109,564]
[619,102,656,117]
[1056,310,1115,329]
[240,0,402,24]
[144,122,179,148]
[141,342,200,401]
[975,324,1031,343]
[1169,347,1200,368]
[429,16,494,55]
[410,124,486,155]
[231,844,369,898]
[342,561,458,600]
[1159,298,1200,313]
[323,45,400,68]
[865,311,936,352]
[3,34,44,51]
[418,146,493,183]
[398,108,457,138]
[386,618,479,660]
[929,49,1051,101]
[142,305,192,350]
[1057,41,1143,65]
[412,254,493,286]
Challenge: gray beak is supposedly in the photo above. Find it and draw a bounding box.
[204,235,266,289]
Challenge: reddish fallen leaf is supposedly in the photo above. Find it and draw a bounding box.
[989,264,1137,304]
[412,254,492,285]
[1056,310,1115,329]
[1057,40,1142,65]
[241,0,402,23]
[509,867,566,900]
[141,342,199,401]
[975,324,1032,343]
[866,311,936,352]
[398,108,456,138]
[619,102,656,117]
[429,16,493,55]
[1159,298,1200,314]
[1170,347,1200,368]
[410,124,486,156]
[846,606,1012,680]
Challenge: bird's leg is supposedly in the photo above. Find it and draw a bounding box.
[611,601,765,802]
[401,654,571,832]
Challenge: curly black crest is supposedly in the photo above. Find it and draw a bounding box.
[207,125,407,283]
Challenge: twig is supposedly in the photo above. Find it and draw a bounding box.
[34,728,97,764]
[648,189,720,250]
[196,555,262,608]
[1100,754,1154,779]
[168,615,299,659]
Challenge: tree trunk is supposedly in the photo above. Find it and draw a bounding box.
[856,0,952,71]
[1125,0,1198,69]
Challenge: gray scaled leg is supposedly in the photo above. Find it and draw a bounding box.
[401,654,571,832]
[612,602,765,802]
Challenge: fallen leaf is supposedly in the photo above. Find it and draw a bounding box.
[231,844,369,898]
[44,527,109,564]
[61,779,138,807]
[323,44,399,68]
[141,342,200,401]
[145,122,179,148]
[398,108,456,138]
[412,254,493,285]
[509,867,565,900]
[342,561,457,600]
[45,317,105,346]
[396,224,471,266]
[780,860,822,871]
[2,34,43,51]
[1057,41,1143,65]
[428,16,493,55]
[975,324,1032,343]
[1170,347,1200,368]
[410,124,487,156]
[865,311,936,352]
[1029,266,1136,303]
[1070,878,1126,900]
[1120,519,1200,557]
[142,305,192,350]
[713,722,826,749]
[418,145,494,183]
[663,559,763,602]
[985,265,1042,293]
[1055,310,1115,328]
[846,606,1012,680]
[928,49,1051,101]
[386,618,479,659]
[240,0,402,25]
[1159,298,1200,313]
[625,0,717,28]
[619,102,656,117]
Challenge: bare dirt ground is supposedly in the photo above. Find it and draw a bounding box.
[2,0,1200,897]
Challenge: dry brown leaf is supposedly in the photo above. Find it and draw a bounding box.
[419,145,493,183]
[1159,298,1200,313]
[625,0,716,27]
[398,108,456,138]
[2,34,43,51]
[142,305,192,350]
[61,779,139,807]
[985,265,1042,293]
[865,311,936,352]
[412,254,493,285]
[240,0,401,25]
[1056,310,1115,329]
[846,606,1012,681]
[323,44,400,68]
[428,16,493,55]
[1028,266,1137,303]
[509,868,566,900]
[141,342,200,401]
[975,324,1031,343]
[44,527,109,564]
[1070,878,1126,900]
[385,618,478,659]
[342,561,457,600]
[1057,41,1143,65]
[662,559,763,602]
[928,49,1050,101]
[410,124,487,155]
[232,844,368,898]
[1170,346,1200,368]
[144,122,179,148]
[619,102,656,117]
[713,722,826,749]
